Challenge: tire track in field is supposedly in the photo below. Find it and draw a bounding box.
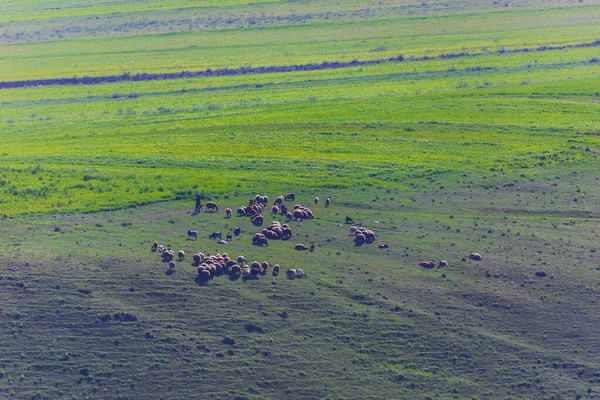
[1,40,598,90]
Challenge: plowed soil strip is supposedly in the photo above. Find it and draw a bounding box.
[1,40,598,90]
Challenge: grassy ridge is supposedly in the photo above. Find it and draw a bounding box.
[1,168,600,398]
[1,4,599,80]
[0,43,599,215]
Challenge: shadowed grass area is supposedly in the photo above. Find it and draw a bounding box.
[1,164,600,398]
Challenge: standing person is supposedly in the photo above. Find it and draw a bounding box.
[194,193,202,214]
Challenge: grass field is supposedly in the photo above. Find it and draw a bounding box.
[1,0,600,398]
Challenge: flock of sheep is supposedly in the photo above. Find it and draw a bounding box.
[151,242,304,281]
[152,191,484,283]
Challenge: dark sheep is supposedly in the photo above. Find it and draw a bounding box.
[225,208,232,218]
[272,205,279,215]
[259,237,269,247]
[420,261,435,269]
[226,233,233,241]
[345,216,354,224]
[325,197,331,207]
[237,207,247,217]
[314,197,319,204]
[438,260,448,267]
[168,260,176,269]
[209,231,222,240]
[284,193,295,201]
[187,230,199,240]
[231,265,241,276]
[295,244,309,251]
[378,242,389,249]
[273,264,280,276]
[469,253,482,261]
[178,250,185,261]
[151,241,159,251]
[234,226,241,236]
[310,243,315,252]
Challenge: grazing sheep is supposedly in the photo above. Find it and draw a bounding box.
[314,197,319,204]
[284,193,295,201]
[420,261,435,269]
[187,230,199,240]
[349,226,358,235]
[274,196,284,205]
[469,253,482,261]
[251,215,264,226]
[218,239,227,244]
[325,197,331,207]
[281,227,293,239]
[310,243,315,252]
[295,244,309,251]
[205,201,219,212]
[261,262,269,273]
[242,268,251,277]
[346,216,354,224]
[168,251,176,261]
[259,237,269,247]
[237,256,248,265]
[178,250,185,261]
[272,205,279,215]
[237,207,247,217]
[287,268,297,278]
[231,265,241,276]
[168,261,176,269]
[438,260,448,267]
[200,269,211,279]
[378,242,389,249]
[234,226,241,236]
[152,241,159,251]
[296,269,305,277]
[354,234,366,245]
[286,212,293,222]
[193,253,202,265]
[226,233,233,241]
[364,230,376,243]
[209,231,222,240]
[273,264,280,276]
[225,208,232,218]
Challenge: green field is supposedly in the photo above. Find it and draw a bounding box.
[1,0,600,398]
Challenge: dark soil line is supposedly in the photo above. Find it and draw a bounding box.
[1,40,598,90]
